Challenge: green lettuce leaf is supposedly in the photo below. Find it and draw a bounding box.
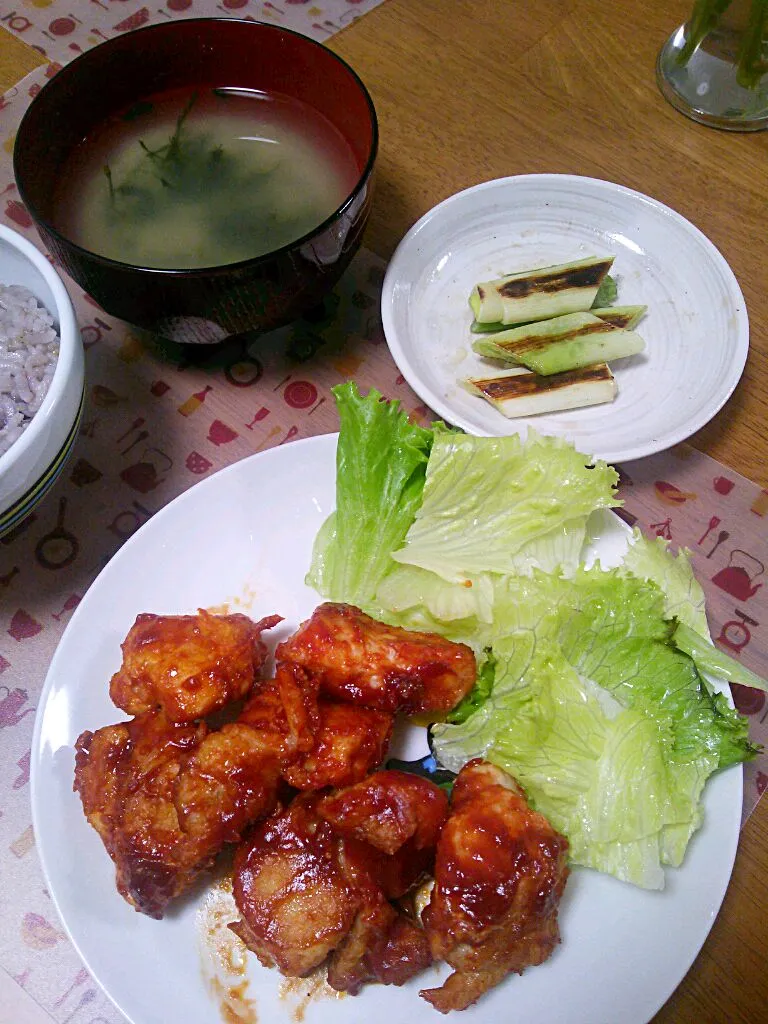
[446,652,497,725]
[391,431,620,582]
[308,383,758,891]
[434,634,674,889]
[674,622,768,695]
[431,565,756,888]
[305,382,433,607]
[622,531,709,636]
[376,564,495,628]
[624,533,767,702]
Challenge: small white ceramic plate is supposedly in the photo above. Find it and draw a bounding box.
[31,434,741,1024]
[381,175,749,463]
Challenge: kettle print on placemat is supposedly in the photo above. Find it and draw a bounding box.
[120,448,173,494]
[0,686,35,728]
[712,550,764,601]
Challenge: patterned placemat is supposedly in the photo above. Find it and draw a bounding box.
[0,6,767,1022]
[0,0,371,66]
[0,4,390,1022]
[616,449,768,824]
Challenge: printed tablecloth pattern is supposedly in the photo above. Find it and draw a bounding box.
[0,0,371,66]
[0,4,767,1023]
[0,4,392,1023]
[615,449,768,824]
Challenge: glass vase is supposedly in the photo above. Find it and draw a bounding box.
[657,0,768,130]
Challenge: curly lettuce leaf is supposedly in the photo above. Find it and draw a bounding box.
[431,565,756,888]
[622,531,709,636]
[306,382,433,607]
[435,635,674,889]
[674,622,768,695]
[624,533,768,701]
[308,383,758,891]
[391,431,620,582]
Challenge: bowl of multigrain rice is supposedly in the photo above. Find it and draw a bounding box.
[0,223,83,536]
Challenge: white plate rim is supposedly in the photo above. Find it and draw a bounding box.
[380,173,749,463]
[29,431,743,1024]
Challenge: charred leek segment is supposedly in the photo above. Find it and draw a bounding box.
[589,305,647,331]
[464,364,616,418]
[469,255,615,326]
[472,311,645,376]
[470,301,647,334]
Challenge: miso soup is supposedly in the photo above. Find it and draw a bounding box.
[52,86,361,270]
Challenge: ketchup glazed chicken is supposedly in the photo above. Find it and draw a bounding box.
[74,602,570,1012]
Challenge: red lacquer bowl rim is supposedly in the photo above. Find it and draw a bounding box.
[14,17,378,278]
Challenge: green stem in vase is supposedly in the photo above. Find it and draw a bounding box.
[735,0,768,89]
[677,0,735,64]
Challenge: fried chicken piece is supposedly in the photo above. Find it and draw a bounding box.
[109,610,282,723]
[325,891,398,992]
[238,672,393,791]
[366,914,433,985]
[280,701,394,790]
[232,772,447,992]
[74,710,282,918]
[318,770,448,854]
[420,759,569,1013]
[318,771,448,903]
[323,771,447,902]
[236,664,320,761]
[232,813,432,993]
[325,790,438,996]
[231,794,359,975]
[328,905,433,994]
[276,602,476,715]
[174,723,284,848]
[74,711,205,915]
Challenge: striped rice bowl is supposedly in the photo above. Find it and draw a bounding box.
[0,283,60,458]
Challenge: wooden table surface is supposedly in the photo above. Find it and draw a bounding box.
[345,9,768,1021]
[2,2,767,1021]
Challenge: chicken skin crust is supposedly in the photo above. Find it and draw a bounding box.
[275,602,476,715]
[280,701,394,791]
[74,660,394,917]
[231,794,360,977]
[319,770,449,913]
[318,769,448,855]
[235,665,321,762]
[237,669,394,791]
[232,772,445,992]
[420,759,570,1013]
[74,710,282,918]
[109,610,282,723]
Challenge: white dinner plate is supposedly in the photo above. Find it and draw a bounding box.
[31,433,742,1024]
[381,174,749,463]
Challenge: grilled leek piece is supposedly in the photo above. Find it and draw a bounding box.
[472,311,645,376]
[589,305,647,330]
[469,255,614,325]
[469,299,646,334]
[464,364,616,418]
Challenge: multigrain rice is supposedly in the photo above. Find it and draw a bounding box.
[0,284,60,458]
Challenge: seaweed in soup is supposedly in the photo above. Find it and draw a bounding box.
[54,86,359,270]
